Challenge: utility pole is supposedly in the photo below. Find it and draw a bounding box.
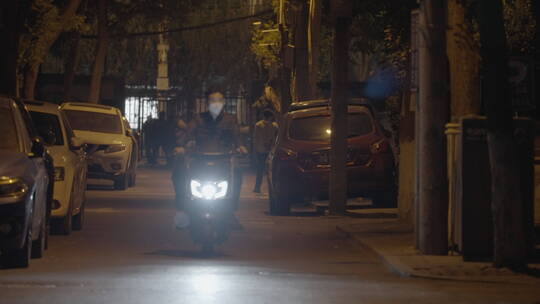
[308,0,322,98]
[329,0,351,215]
[417,0,449,255]
[278,0,291,115]
[291,0,310,101]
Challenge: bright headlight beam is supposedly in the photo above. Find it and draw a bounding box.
[191,180,203,198]
[215,181,228,199]
[201,184,217,199]
[190,180,228,200]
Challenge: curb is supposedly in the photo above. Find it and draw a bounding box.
[336,225,413,279]
[336,225,539,285]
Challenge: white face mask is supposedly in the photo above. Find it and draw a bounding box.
[209,102,224,119]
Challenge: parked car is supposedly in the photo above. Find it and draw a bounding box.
[0,96,50,268]
[60,102,137,190]
[26,101,88,235]
[267,99,396,215]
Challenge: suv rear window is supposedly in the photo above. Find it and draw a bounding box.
[0,108,20,151]
[30,111,64,146]
[65,110,122,134]
[289,113,373,141]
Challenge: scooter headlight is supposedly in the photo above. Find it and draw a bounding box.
[190,180,228,200]
[215,181,228,199]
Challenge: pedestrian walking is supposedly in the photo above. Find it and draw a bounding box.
[171,116,188,205]
[142,115,158,165]
[252,109,278,193]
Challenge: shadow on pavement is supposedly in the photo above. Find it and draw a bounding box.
[86,184,115,191]
[343,211,398,219]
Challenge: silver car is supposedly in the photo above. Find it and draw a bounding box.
[0,97,50,268]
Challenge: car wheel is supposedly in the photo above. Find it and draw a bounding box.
[269,182,277,214]
[269,182,290,216]
[31,217,46,259]
[2,231,31,268]
[52,200,73,235]
[128,171,136,187]
[72,198,85,231]
[44,222,50,250]
[114,174,128,190]
[372,189,397,209]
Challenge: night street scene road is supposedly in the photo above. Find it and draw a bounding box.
[1,167,539,303]
[1,0,540,303]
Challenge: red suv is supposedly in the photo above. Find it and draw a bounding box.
[267,99,396,215]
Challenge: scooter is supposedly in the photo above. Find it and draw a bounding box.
[184,152,237,253]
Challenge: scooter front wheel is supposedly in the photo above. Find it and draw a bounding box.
[201,242,214,255]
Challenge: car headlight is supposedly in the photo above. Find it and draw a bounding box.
[54,167,65,181]
[104,144,126,153]
[0,177,29,198]
[190,180,228,200]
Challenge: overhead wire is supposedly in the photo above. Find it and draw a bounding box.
[81,9,274,39]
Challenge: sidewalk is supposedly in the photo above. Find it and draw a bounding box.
[336,214,540,285]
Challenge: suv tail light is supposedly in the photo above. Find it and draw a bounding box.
[276,148,297,161]
[370,139,390,154]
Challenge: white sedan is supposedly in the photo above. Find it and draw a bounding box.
[27,101,88,235]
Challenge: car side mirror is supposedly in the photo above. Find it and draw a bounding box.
[126,129,132,137]
[30,137,45,158]
[70,137,85,150]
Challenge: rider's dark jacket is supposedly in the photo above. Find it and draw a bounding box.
[186,111,242,153]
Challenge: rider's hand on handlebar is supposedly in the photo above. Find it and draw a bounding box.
[174,147,186,155]
[236,145,248,155]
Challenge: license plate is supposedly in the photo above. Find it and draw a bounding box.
[312,150,354,165]
[313,151,329,164]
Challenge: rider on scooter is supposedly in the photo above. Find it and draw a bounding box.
[174,91,248,229]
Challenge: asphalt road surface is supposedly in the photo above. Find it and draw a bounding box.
[1,167,539,304]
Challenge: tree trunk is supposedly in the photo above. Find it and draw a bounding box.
[20,0,82,100]
[417,0,449,255]
[308,0,322,98]
[63,32,81,100]
[291,0,311,101]
[0,0,21,96]
[88,0,109,104]
[446,0,481,119]
[398,91,416,225]
[476,0,527,269]
[329,0,351,215]
[22,64,40,99]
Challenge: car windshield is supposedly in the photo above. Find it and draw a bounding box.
[30,111,64,146]
[0,107,20,151]
[65,110,122,134]
[289,113,373,141]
